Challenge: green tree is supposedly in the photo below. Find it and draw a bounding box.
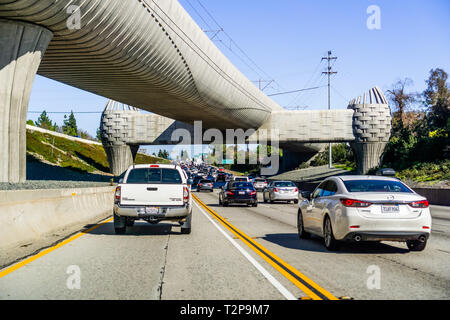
[36,111,56,131]
[386,78,418,131]
[62,111,78,136]
[26,119,35,126]
[158,149,170,159]
[96,127,102,141]
[423,68,450,131]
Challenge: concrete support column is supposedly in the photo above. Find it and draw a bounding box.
[0,19,52,182]
[104,144,139,177]
[351,142,388,175]
[348,87,392,175]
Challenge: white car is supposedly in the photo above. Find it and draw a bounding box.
[298,176,431,251]
[113,164,192,234]
[233,176,250,182]
[263,181,299,204]
[253,178,268,191]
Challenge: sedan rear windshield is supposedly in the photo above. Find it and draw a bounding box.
[126,168,182,184]
[200,180,212,184]
[274,182,296,187]
[254,179,267,182]
[343,180,412,193]
[229,182,254,189]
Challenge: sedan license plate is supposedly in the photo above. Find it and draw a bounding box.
[239,191,245,195]
[145,206,159,215]
[381,205,400,213]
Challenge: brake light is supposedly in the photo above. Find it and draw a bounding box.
[226,191,234,196]
[294,188,298,192]
[408,200,429,208]
[150,165,159,168]
[274,188,279,192]
[183,187,189,202]
[115,186,121,201]
[250,191,257,196]
[340,198,372,207]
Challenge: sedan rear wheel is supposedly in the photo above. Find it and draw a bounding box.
[406,239,427,251]
[323,216,339,251]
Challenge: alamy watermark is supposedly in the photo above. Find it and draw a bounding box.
[66,265,81,290]
[67,5,82,30]
[367,5,381,30]
[366,265,381,290]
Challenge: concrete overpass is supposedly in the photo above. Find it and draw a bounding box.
[0,0,391,182]
[100,86,391,175]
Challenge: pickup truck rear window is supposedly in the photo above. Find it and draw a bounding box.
[126,168,182,184]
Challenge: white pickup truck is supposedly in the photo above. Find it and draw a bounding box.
[113,164,192,234]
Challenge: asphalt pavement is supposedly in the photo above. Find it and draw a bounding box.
[0,191,449,300]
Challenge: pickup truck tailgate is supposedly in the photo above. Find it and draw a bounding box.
[120,184,185,206]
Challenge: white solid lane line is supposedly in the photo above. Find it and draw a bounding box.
[194,201,297,300]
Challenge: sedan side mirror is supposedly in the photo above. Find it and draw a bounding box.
[118,178,124,184]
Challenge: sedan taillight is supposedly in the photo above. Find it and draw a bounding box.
[274,188,279,193]
[226,191,234,196]
[408,200,429,208]
[250,191,257,196]
[340,198,372,207]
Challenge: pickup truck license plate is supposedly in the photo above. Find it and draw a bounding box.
[381,205,400,213]
[145,206,159,215]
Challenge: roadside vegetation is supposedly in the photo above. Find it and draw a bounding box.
[294,68,449,185]
[26,129,170,176]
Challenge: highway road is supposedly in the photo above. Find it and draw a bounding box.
[0,191,449,300]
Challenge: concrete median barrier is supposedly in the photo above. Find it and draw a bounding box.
[0,186,115,251]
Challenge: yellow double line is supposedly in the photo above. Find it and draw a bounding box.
[193,194,337,300]
[0,218,113,279]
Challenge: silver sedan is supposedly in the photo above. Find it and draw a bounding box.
[298,176,432,251]
[263,181,299,204]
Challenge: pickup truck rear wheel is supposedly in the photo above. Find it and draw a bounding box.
[181,214,192,234]
[114,213,126,235]
[125,218,134,227]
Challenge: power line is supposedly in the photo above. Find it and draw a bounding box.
[193,0,285,93]
[28,111,103,114]
[267,86,325,97]
[145,0,275,112]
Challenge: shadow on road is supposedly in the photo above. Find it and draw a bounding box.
[86,221,182,236]
[261,233,410,254]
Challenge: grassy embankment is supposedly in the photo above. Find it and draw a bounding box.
[26,130,170,174]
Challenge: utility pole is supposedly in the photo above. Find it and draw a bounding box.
[322,50,337,169]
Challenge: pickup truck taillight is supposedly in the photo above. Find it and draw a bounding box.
[183,186,189,203]
[115,186,121,202]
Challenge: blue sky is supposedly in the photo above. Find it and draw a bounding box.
[28,0,450,153]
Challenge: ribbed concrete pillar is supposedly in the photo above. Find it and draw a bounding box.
[348,87,392,175]
[0,20,52,182]
[104,145,139,176]
[351,142,388,175]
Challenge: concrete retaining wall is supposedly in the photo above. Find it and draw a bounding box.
[0,186,115,251]
[413,188,450,206]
